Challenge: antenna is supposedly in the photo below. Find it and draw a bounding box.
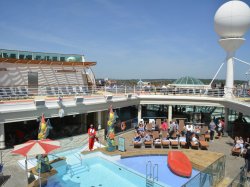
[214,0,250,98]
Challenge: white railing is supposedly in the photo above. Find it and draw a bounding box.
[0,85,249,100]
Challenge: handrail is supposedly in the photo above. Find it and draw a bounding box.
[146,161,152,178]
[153,164,158,181]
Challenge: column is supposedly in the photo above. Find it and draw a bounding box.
[224,52,234,98]
[138,104,142,121]
[97,111,102,130]
[0,123,5,149]
[224,107,229,133]
[168,105,172,123]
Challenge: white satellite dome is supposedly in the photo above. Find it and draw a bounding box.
[214,0,250,38]
[66,56,76,62]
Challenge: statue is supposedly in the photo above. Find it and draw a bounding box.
[36,114,53,173]
[36,154,51,173]
[106,105,118,152]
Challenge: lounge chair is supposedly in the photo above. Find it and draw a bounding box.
[191,142,199,150]
[133,141,142,148]
[152,131,161,148]
[144,133,153,148]
[179,137,188,148]
[202,126,210,141]
[170,139,179,149]
[199,136,209,150]
[144,140,153,148]
[161,131,170,148]
[231,147,241,156]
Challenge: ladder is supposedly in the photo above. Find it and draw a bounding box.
[146,161,159,187]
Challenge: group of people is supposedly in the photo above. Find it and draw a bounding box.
[209,118,225,141]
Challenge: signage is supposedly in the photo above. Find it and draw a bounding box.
[118,137,125,152]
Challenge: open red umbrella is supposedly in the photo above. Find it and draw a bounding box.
[12,139,60,156]
[12,139,61,186]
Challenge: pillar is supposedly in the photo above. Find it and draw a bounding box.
[97,111,102,130]
[224,107,229,132]
[0,123,5,149]
[138,104,142,121]
[224,52,235,98]
[168,105,172,123]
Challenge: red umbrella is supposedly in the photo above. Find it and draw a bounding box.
[12,139,60,157]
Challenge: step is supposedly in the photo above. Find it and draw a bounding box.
[216,177,232,187]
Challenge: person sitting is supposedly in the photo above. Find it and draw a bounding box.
[138,122,145,136]
[232,136,244,155]
[194,126,201,137]
[244,137,250,149]
[191,133,199,145]
[133,130,142,143]
[144,132,152,142]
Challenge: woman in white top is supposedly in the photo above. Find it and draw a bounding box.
[191,134,199,145]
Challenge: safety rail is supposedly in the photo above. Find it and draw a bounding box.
[1,85,249,101]
[146,161,159,187]
[181,155,226,187]
[227,163,249,187]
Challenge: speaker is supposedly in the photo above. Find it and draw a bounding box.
[126,94,132,99]
[105,95,113,101]
[34,99,45,107]
[75,97,84,104]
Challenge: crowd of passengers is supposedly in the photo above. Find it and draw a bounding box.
[133,118,227,147]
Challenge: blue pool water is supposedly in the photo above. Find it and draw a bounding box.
[118,155,200,187]
[46,150,199,187]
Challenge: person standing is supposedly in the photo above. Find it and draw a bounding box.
[209,119,216,142]
[88,124,96,151]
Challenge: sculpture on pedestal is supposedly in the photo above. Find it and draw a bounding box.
[106,105,118,152]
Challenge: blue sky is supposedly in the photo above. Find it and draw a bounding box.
[0,0,250,80]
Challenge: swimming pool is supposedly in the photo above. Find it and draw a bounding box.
[46,150,165,187]
[46,150,199,187]
[118,155,200,187]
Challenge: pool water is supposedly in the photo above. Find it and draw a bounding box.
[46,152,164,187]
[46,150,199,187]
[118,155,200,187]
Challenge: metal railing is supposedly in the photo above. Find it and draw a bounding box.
[228,163,249,187]
[1,85,249,103]
[182,155,226,187]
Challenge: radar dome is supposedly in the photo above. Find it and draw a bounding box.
[66,56,76,62]
[214,0,250,38]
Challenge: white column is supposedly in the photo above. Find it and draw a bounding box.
[138,104,142,120]
[97,111,102,130]
[0,123,5,149]
[224,52,235,98]
[168,105,172,123]
[224,107,229,132]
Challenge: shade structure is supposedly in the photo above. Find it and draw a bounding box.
[12,139,60,157]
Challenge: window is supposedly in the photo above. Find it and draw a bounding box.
[19,55,25,59]
[26,55,32,60]
[3,53,8,58]
[52,57,57,61]
[35,56,41,60]
[10,54,16,59]
[60,57,65,62]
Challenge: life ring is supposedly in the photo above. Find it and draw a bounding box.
[121,122,126,131]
